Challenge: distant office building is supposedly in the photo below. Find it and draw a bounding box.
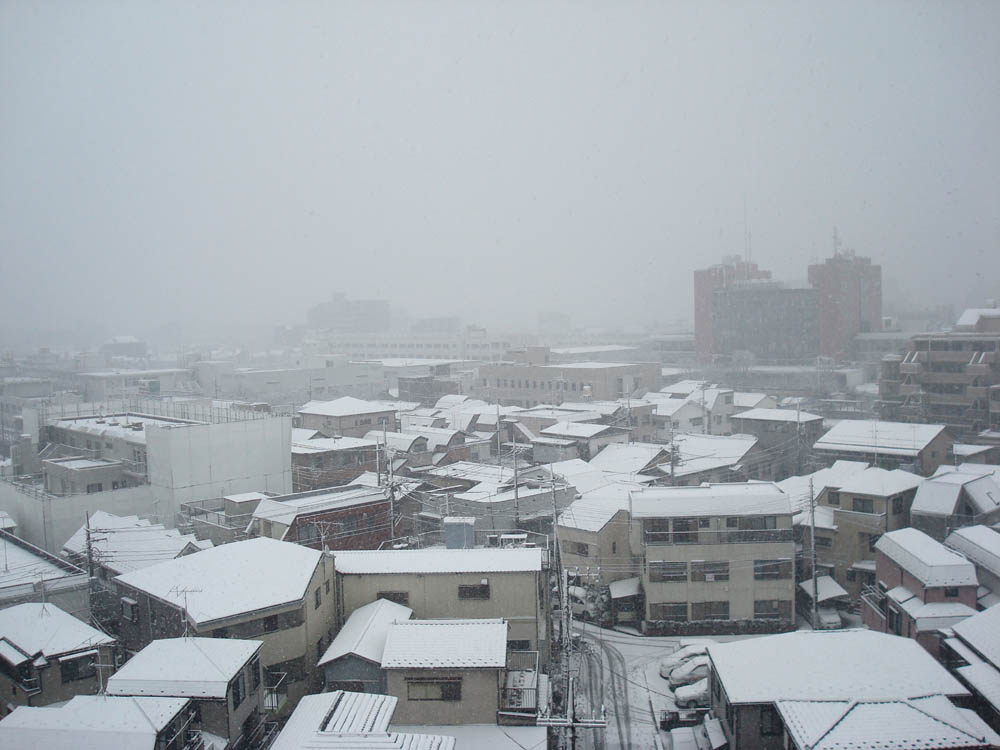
[307,293,391,333]
[808,251,882,361]
[694,256,772,365]
[711,282,820,363]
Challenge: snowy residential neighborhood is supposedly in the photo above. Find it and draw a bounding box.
[2,2,1000,747]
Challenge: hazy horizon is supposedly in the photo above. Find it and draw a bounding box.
[2,1,998,350]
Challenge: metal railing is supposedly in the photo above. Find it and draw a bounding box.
[264,671,288,713]
[501,650,540,714]
[644,528,794,545]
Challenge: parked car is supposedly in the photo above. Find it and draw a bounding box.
[659,642,713,678]
[674,677,709,709]
[669,655,710,688]
[659,707,708,731]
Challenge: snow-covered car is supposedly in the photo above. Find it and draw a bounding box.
[674,677,709,709]
[658,643,712,678]
[669,727,702,750]
[816,606,843,629]
[668,655,710,688]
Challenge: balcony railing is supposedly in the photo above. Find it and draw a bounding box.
[264,671,288,713]
[860,584,886,620]
[644,528,793,545]
[501,650,540,715]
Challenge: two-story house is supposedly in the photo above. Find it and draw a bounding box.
[862,527,979,658]
[106,638,265,748]
[945,525,1000,609]
[297,397,396,438]
[631,483,796,634]
[0,603,116,716]
[114,537,336,714]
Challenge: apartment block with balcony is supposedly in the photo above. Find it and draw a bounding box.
[880,308,1000,436]
[631,483,796,635]
[861,527,978,659]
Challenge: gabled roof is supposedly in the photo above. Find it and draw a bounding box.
[835,467,922,498]
[318,599,413,667]
[875,528,978,588]
[777,461,871,514]
[366,430,427,453]
[252,487,387,528]
[292,436,377,454]
[381,619,507,669]
[298,397,395,418]
[732,408,823,423]
[116,538,322,626]
[776,694,1000,750]
[334,548,543,575]
[557,484,633,533]
[954,604,1000,667]
[707,630,968,705]
[630,482,790,518]
[814,420,947,457]
[588,442,668,476]
[0,695,191,750]
[912,470,1000,517]
[540,422,618,439]
[945,526,1000,578]
[666,433,758,478]
[270,691,455,750]
[106,638,260,699]
[0,603,113,663]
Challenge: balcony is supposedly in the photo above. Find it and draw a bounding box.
[264,670,288,713]
[500,650,542,723]
[644,528,793,545]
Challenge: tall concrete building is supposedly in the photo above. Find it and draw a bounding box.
[808,251,882,361]
[711,282,820,363]
[694,257,772,365]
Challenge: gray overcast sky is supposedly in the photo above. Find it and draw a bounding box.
[2,0,998,342]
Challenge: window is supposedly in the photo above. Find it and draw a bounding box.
[690,417,703,426]
[864,533,881,552]
[892,496,904,515]
[121,597,138,622]
[262,615,279,633]
[458,582,491,600]
[60,653,97,683]
[231,672,246,708]
[754,559,792,580]
[691,601,729,621]
[612,541,617,554]
[377,591,410,606]
[944,587,959,598]
[86,483,103,494]
[407,679,462,701]
[649,603,688,622]
[827,491,840,506]
[249,656,261,691]
[852,497,875,514]
[565,540,589,557]
[754,600,791,620]
[726,517,739,528]
[314,588,321,609]
[745,516,777,530]
[324,579,331,595]
[814,535,832,548]
[214,627,229,639]
[760,705,781,736]
[691,561,730,582]
[299,523,319,544]
[649,561,687,582]
[698,518,710,528]
[673,518,697,544]
[846,569,856,582]
[507,640,530,651]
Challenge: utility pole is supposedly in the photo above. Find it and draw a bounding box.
[809,478,819,630]
[512,431,520,529]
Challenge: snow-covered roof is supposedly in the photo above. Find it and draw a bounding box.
[292,436,377,454]
[945,526,1000,578]
[334,548,543,575]
[953,443,993,458]
[660,379,707,396]
[366,430,427,453]
[777,461,870,514]
[588,442,667,476]
[298,397,395,418]
[0,603,113,662]
[62,512,208,575]
[106,638,260,699]
[270,691,455,750]
[956,308,1000,329]
[875,528,978,588]
[732,408,823,423]
[630,482,790,519]
[292,428,322,442]
[836,467,923,498]
[888,587,978,631]
[540,422,617,439]
[732,392,772,409]
[913,471,1000,517]
[318,598,412,667]
[0,695,190,750]
[0,532,84,590]
[666,433,758,478]
[707,630,968,704]
[814,420,947,457]
[799,575,848,603]
[54,413,203,445]
[381,619,507,669]
[252,487,387,528]
[954,605,1000,667]
[557,484,632,532]
[776,694,1000,750]
[410,426,462,451]
[609,577,640,599]
[116,538,322,626]
[957,662,1000,714]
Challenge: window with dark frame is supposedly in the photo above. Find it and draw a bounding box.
[458,582,490,600]
[407,679,462,701]
[649,561,687,582]
[691,560,730,582]
[760,705,781,735]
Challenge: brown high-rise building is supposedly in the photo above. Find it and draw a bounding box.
[808,252,882,361]
[694,257,772,365]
